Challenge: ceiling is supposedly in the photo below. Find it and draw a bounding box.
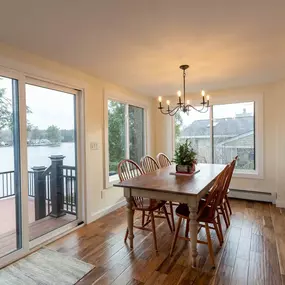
[0,0,285,96]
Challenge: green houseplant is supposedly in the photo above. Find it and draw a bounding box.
[173,139,197,173]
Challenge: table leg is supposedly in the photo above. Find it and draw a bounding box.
[126,196,134,249]
[189,205,198,267]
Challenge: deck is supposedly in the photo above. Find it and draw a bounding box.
[0,197,76,257]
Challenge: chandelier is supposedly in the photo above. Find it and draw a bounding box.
[157,65,210,116]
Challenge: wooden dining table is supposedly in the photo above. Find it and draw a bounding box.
[114,163,226,267]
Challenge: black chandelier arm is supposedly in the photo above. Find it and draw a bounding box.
[159,105,180,116]
[186,104,210,113]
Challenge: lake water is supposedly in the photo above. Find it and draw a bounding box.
[0,142,75,172]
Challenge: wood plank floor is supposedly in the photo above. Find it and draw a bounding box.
[47,199,285,285]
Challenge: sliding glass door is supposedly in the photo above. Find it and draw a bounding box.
[25,82,78,241]
[0,75,22,257]
[0,69,83,264]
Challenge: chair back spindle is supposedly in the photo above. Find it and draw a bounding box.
[141,155,160,173]
[156,153,172,168]
[118,159,145,208]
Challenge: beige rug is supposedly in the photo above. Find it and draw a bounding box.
[0,248,94,284]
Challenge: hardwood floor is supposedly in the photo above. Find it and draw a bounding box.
[47,199,285,285]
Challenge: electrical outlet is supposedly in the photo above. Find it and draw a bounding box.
[90,142,99,150]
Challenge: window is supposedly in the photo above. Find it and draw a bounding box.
[213,102,255,171]
[175,101,259,177]
[107,99,145,185]
[175,107,211,163]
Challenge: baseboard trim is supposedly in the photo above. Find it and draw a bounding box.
[228,189,275,203]
[276,199,285,208]
[90,199,126,223]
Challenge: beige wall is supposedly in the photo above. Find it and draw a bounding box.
[154,81,285,206]
[0,43,155,223]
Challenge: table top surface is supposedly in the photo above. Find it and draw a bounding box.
[114,163,226,196]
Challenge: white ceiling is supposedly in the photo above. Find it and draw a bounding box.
[1,0,285,96]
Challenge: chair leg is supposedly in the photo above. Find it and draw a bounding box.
[185,219,189,238]
[220,205,229,228]
[162,205,173,232]
[150,212,158,252]
[124,228,129,243]
[170,216,182,256]
[225,195,232,215]
[142,211,145,227]
[169,202,175,231]
[223,202,231,226]
[205,223,215,267]
[213,221,223,246]
[216,213,224,243]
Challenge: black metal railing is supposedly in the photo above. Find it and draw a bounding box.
[0,156,77,220]
[62,165,76,215]
[0,171,14,199]
[28,171,35,197]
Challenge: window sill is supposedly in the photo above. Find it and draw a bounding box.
[233,170,263,180]
[104,174,120,189]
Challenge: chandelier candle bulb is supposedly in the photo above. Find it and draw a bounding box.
[177,90,182,104]
[201,90,205,104]
[166,100,170,111]
[158,96,162,109]
[206,95,210,106]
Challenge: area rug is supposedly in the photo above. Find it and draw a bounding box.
[0,248,94,284]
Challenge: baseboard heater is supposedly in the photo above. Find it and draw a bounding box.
[228,189,275,203]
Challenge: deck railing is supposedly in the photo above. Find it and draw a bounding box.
[0,155,77,220]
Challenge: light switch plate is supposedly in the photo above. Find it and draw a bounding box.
[90,142,99,150]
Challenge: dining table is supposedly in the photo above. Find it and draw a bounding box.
[114,163,226,267]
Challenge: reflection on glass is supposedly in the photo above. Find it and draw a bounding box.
[26,84,77,241]
[129,105,144,164]
[175,108,211,163]
[213,102,255,170]
[0,76,21,257]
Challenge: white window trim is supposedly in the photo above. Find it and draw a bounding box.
[172,93,264,179]
[104,90,148,189]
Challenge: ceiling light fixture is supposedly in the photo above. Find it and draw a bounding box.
[157,65,210,116]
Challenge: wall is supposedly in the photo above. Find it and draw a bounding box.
[0,43,156,224]
[154,81,285,206]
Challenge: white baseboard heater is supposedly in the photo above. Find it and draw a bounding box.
[228,189,275,203]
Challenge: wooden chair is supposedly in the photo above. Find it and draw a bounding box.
[140,155,175,231]
[170,166,228,267]
[156,153,179,231]
[118,159,172,251]
[225,156,238,215]
[216,158,237,230]
[156,152,172,168]
[156,153,177,230]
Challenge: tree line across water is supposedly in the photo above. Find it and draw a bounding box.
[0,82,74,145]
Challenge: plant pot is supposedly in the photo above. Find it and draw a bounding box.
[176,164,196,174]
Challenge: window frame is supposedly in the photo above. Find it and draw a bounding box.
[104,91,147,188]
[172,94,264,179]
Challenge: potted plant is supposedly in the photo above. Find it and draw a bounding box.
[173,139,197,174]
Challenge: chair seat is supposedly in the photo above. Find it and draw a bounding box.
[134,198,166,211]
[175,201,216,223]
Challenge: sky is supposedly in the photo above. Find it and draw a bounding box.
[179,102,254,127]
[1,76,75,130]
